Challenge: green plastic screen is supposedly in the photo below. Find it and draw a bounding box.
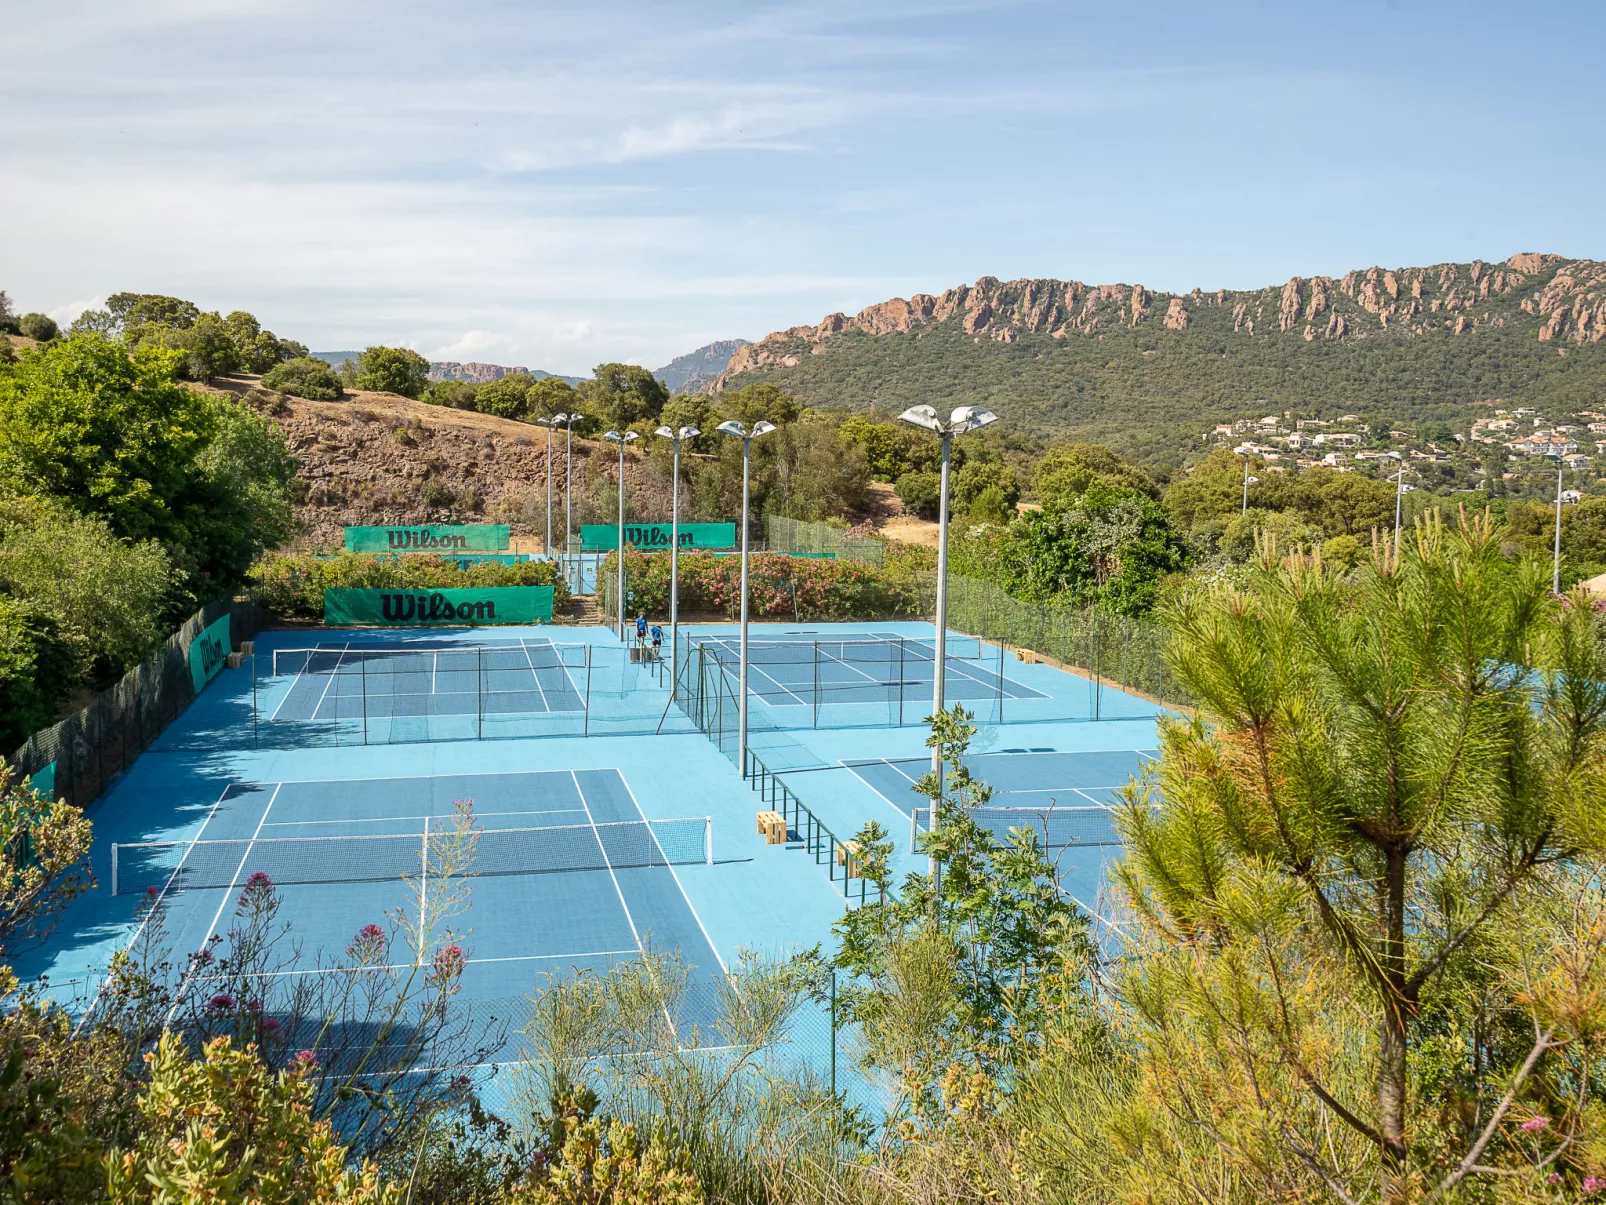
[324,586,554,626]
[580,522,735,551]
[188,613,231,693]
[343,524,511,553]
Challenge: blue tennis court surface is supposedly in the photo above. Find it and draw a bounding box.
[100,769,724,1062]
[688,631,1045,708]
[272,639,587,721]
[845,748,1157,817]
[20,617,1173,1120]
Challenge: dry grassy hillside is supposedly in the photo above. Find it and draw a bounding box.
[205,376,637,550]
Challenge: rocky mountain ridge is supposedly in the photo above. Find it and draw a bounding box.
[723,254,1605,382]
[713,253,1606,463]
[655,338,750,394]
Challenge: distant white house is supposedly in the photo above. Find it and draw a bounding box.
[1312,432,1362,448]
[1510,434,1579,457]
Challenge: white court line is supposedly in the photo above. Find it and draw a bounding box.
[270,643,348,723]
[260,807,588,830]
[743,661,812,707]
[309,643,353,721]
[224,948,643,979]
[614,773,728,975]
[570,771,644,954]
[520,639,552,714]
[74,781,241,1034]
[166,782,284,1024]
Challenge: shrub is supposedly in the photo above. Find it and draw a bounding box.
[419,480,456,508]
[597,549,919,621]
[247,553,572,621]
[895,470,941,519]
[261,356,344,401]
[354,346,430,398]
[17,313,57,342]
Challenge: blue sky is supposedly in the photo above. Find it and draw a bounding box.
[3,0,1602,374]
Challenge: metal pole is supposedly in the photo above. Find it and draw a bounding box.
[1393,458,1404,558]
[617,438,626,640]
[670,436,681,696]
[544,422,554,555]
[564,422,574,559]
[1242,456,1250,517]
[583,643,592,735]
[1555,459,1564,594]
[738,436,752,775]
[928,431,952,880]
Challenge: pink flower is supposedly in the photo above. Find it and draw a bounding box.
[347,923,388,959]
[1586,1176,1605,1193]
[432,944,466,978]
[239,871,275,905]
[288,1048,318,1071]
[261,1016,283,1037]
[1521,1116,1548,1132]
[207,993,234,1011]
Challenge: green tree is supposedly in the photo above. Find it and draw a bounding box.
[17,314,57,342]
[261,356,344,401]
[711,382,797,430]
[0,335,214,544]
[67,308,116,337]
[1163,448,1283,529]
[0,598,76,747]
[180,395,300,587]
[422,379,477,409]
[0,499,173,677]
[1217,505,1322,562]
[952,460,1020,517]
[840,415,929,481]
[1295,465,1394,536]
[180,312,241,382]
[110,293,199,331]
[526,376,578,420]
[1033,442,1154,510]
[895,470,941,519]
[476,372,537,420]
[578,363,669,430]
[354,346,430,398]
[998,485,1190,613]
[1117,513,1606,1201]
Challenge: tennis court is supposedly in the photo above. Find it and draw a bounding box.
[102,768,725,1063]
[845,747,1157,851]
[683,630,1044,708]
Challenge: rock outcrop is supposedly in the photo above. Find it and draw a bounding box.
[718,253,1606,385]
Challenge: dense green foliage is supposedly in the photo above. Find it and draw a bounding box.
[597,548,918,620]
[248,552,571,620]
[261,355,344,401]
[91,292,308,384]
[354,346,431,398]
[0,333,297,744]
[16,314,56,343]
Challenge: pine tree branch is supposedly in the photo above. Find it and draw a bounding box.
[1424,1026,1554,1205]
[1405,839,1545,998]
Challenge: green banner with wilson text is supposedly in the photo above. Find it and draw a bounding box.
[344,524,511,553]
[581,522,736,551]
[188,614,232,694]
[324,586,553,626]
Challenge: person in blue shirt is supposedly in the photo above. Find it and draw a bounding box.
[635,613,647,646]
[649,624,664,657]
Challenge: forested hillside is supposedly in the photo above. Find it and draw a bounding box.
[716,253,1606,466]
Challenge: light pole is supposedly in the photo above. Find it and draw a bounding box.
[896,405,998,878]
[603,430,639,639]
[563,415,577,557]
[1552,453,1566,593]
[655,424,701,690]
[1234,446,1258,516]
[533,415,567,555]
[716,419,777,775]
[1388,451,1406,555]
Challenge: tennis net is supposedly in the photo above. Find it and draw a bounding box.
[112,817,712,896]
[689,636,983,666]
[909,803,1124,853]
[272,644,589,677]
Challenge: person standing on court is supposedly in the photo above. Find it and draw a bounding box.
[635,613,647,647]
[649,623,664,659]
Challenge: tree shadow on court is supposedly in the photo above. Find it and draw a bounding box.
[83,799,508,1154]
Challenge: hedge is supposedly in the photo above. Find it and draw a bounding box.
[247,553,572,621]
[597,550,919,621]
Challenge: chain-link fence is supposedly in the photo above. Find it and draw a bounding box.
[765,515,885,566]
[8,597,269,809]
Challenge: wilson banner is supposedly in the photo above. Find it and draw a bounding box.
[580,522,736,551]
[343,524,512,553]
[324,586,554,626]
[187,613,232,694]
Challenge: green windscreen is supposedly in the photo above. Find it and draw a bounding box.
[344,525,511,553]
[188,613,231,693]
[580,522,736,551]
[324,586,554,626]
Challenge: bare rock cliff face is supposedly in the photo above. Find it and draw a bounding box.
[718,254,1606,386]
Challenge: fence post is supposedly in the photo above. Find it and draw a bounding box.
[477,647,484,741]
[361,649,369,745]
[583,644,593,735]
[997,635,1005,724]
[812,640,820,729]
[829,967,838,1102]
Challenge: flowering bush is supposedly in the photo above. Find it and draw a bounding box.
[598,549,919,621]
[248,552,571,621]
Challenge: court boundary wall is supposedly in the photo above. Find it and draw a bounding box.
[8,597,267,809]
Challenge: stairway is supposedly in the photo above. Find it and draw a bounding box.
[570,595,599,624]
